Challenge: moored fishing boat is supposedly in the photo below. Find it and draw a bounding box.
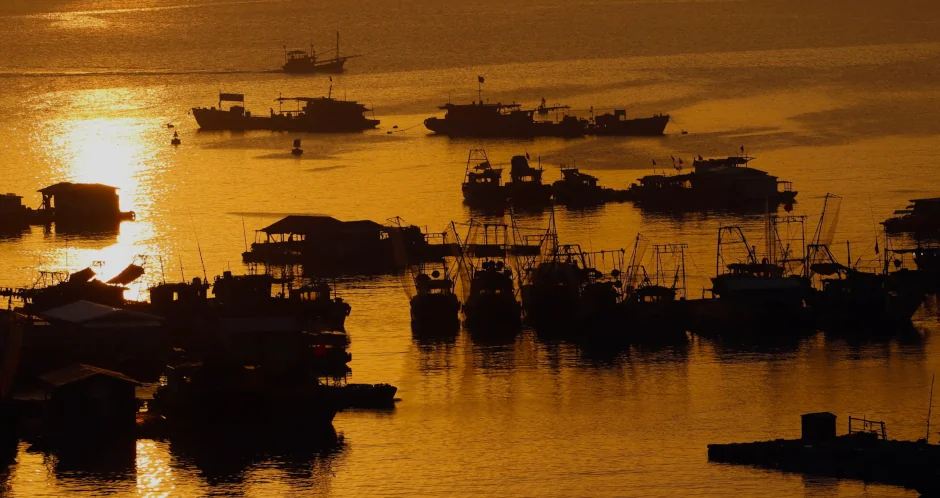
[192,90,379,133]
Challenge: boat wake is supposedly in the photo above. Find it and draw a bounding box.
[0,69,281,79]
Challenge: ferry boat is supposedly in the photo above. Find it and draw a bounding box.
[591,110,670,136]
[192,91,379,133]
[282,32,356,74]
[627,155,797,211]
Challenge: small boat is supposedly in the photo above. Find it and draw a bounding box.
[170,131,181,146]
[282,31,358,74]
[461,149,505,206]
[325,383,398,409]
[504,155,552,206]
[291,138,303,155]
[410,266,461,333]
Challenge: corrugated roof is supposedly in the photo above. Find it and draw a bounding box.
[39,364,140,387]
[260,215,386,235]
[40,300,162,326]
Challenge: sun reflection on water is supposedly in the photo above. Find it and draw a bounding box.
[136,440,174,498]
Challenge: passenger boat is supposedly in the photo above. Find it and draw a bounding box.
[627,155,797,211]
[591,109,670,136]
[282,32,357,74]
[192,90,379,133]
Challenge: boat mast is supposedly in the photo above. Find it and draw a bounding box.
[336,31,340,61]
[927,373,935,443]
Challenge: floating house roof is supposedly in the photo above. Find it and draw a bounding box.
[261,215,388,235]
[38,183,119,195]
[39,364,140,388]
[39,300,163,327]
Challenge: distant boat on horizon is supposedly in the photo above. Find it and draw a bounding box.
[282,31,359,74]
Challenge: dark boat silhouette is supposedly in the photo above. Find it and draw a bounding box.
[192,90,379,133]
[883,197,940,234]
[627,155,797,210]
[282,32,357,74]
[424,80,586,138]
[591,109,669,136]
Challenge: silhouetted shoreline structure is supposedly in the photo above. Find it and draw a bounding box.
[708,412,940,495]
[192,91,379,132]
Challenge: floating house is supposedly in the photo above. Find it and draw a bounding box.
[38,364,140,434]
[242,215,429,274]
[36,182,135,227]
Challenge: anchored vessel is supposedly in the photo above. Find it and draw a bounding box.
[883,197,940,234]
[591,110,669,136]
[551,164,631,206]
[192,91,379,132]
[282,31,357,74]
[627,155,797,211]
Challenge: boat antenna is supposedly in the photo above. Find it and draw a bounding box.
[179,255,185,282]
[241,211,249,254]
[159,255,166,284]
[927,373,935,442]
[188,210,209,283]
[336,30,340,61]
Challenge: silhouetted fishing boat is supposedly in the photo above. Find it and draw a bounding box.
[424,79,586,138]
[410,264,461,333]
[192,90,379,133]
[883,197,940,234]
[620,238,690,340]
[627,155,797,211]
[807,195,926,329]
[461,149,505,206]
[282,31,357,74]
[551,163,631,206]
[591,109,669,136]
[505,155,552,206]
[461,222,522,330]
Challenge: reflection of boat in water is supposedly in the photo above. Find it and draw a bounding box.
[591,109,669,136]
[192,91,379,133]
[627,155,797,210]
[282,31,357,74]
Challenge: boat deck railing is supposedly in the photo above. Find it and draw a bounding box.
[848,416,887,440]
